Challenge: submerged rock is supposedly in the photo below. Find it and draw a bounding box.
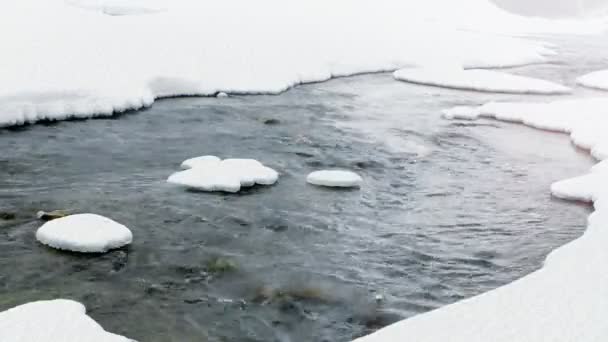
[262,118,280,125]
[205,257,238,274]
[0,212,16,220]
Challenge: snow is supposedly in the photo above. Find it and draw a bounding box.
[180,155,221,169]
[168,157,279,192]
[36,214,133,253]
[577,69,608,91]
[355,98,608,342]
[307,170,363,188]
[0,299,133,342]
[394,67,571,94]
[65,0,166,16]
[1,0,604,127]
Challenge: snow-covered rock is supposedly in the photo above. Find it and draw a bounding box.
[36,214,133,253]
[1,0,604,127]
[356,98,608,342]
[394,67,571,94]
[168,157,278,192]
[180,155,221,169]
[577,69,608,91]
[216,92,229,98]
[306,170,362,188]
[0,299,133,342]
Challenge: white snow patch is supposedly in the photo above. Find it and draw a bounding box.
[1,0,604,126]
[36,214,133,253]
[65,0,166,16]
[180,155,222,169]
[307,170,362,188]
[0,299,133,341]
[577,69,608,91]
[216,92,229,98]
[168,157,278,192]
[356,97,608,342]
[394,67,571,94]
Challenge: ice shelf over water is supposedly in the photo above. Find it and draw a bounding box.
[354,98,608,342]
[0,299,133,342]
[1,0,605,126]
[393,67,572,94]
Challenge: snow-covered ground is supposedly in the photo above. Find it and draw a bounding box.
[0,0,605,127]
[354,97,608,341]
[578,69,608,91]
[393,67,571,94]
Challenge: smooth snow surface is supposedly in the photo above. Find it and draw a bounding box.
[355,98,608,342]
[577,69,608,91]
[307,170,363,188]
[0,299,132,341]
[394,67,571,94]
[36,214,133,253]
[1,0,605,126]
[65,0,166,16]
[168,157,278,192]
[180,155,222,169]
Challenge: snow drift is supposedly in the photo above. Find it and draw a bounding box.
[578,69,608,91]
[0,0,605,126]
[355,98,608,342]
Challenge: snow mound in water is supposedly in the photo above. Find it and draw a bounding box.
[577,69,608,91]
[307,170,362,188]
[36,214,133,253]
[66,0,166,16]
[168,157,278,193]
[356,98,608,342]
[0,299,133,341]
[393,67,571,94]
[2,0,603,127]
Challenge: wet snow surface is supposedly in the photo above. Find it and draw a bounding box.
[0,34,605,341]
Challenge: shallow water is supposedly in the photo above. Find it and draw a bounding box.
[0,34,604,341]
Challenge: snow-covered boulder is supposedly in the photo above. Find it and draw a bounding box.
[36,214,133,253]
[180,155,221,169]
[577,69,608,91]
[0,299,133,342]
[394,67,571,94]
[306,170,362,188]
[168,157,278,193]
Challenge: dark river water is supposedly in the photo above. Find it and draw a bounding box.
[0,34,605,341]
